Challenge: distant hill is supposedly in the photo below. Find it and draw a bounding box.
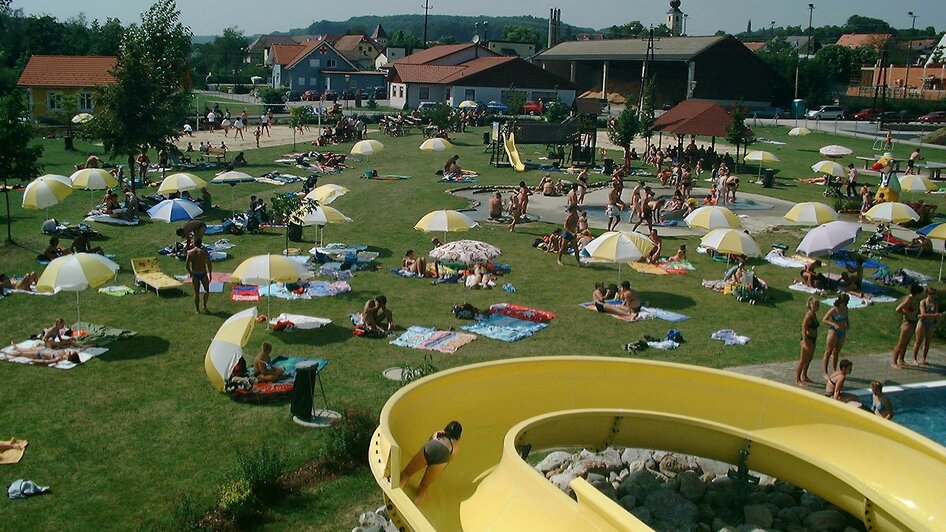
[279,14,594,49]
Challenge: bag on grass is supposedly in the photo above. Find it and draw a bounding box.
[452,303,479,320]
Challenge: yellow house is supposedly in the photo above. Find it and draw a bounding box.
[16,55,117,119]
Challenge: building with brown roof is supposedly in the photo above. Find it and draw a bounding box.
[386,44,575,110]
[272,39,386,99]
[330,35,383,70]
[835,33,892,51]
[16,55,117,119]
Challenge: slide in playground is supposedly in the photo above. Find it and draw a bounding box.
[370,357,946,531]
[502,132,526,172]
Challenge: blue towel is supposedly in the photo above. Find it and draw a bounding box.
[8,480,50,499]
[461,314,548,342]
[832,258,885,269]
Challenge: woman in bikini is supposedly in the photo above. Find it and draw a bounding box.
[402,249,427,276]
[43,318,77,348]
[4,344,81,365]
[869,381,894,420]
[912,287,941,366]
[594,280,641,320]
[821,293,849,376]
[400,421,462,504]
[825,359,859,404]
[795,297,820,387]
[892,284,924,369]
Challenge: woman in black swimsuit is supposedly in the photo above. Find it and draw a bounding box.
[892,284,923,369]
[795,297,820,387]
[825,359,859,403]
[399,421,462,504]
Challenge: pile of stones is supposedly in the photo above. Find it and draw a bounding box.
[536,447,866,532]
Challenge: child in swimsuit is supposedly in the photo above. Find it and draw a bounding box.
[399,421,462,504]
[870,381,894,420]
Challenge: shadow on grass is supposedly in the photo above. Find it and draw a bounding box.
[100,335,170,361]
[276,323,352,346]
[642,290,697,310]
[763,286,793,305]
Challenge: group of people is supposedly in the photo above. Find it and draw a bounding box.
[3,318,82,366]
[312,116,367,146]
[201,106,257,138]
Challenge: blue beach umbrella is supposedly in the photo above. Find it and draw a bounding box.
[147,198,204,223]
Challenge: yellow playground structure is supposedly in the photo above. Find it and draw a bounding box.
[370,357,946,531]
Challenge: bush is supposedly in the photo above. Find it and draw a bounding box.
[218,478,253,519]
[923,127,946,146]
[365,96,378,110]
[233,84,251,95]
[171,495,205,531]
[321,405,377,465]
[238,447,286,497]
[257,87,287,113]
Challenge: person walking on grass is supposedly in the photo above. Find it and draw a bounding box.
[558,206,582,267]
[185,239,212,314]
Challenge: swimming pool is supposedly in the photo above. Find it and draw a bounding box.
[860,381,946,447]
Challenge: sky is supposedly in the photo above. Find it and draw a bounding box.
[15,0,946,37]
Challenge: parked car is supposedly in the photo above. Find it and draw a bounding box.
[417,101,440,113]
[372,86,388,99]
[851,108,882,121]
[341,88,358,100]
[321,90,338,101]
[301,90,321,101]
[486,101,508,114]
[806,105,844,120]
[918,110,946,123]
[522,100,545,115]
[882,110,920,123]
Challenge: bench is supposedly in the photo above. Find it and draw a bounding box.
[206,147,228,162]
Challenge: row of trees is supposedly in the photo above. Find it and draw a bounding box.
[735,15,940,45]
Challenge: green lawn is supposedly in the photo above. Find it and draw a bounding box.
[1,124,943,529]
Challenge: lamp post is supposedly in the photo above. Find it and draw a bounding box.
[344,74,351,110]
[770,21,775,38]
[905,11,918,99]
[806,4,815,58]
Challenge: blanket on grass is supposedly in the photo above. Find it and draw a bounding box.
[711,329,750,346]
[84,214,141,226]
[488,303,556,323]
[97,285,140,297]
[231,285,260,302]
[390,326,477,353]
[765,249,809,268]
[631,262,669,275]
[259,281,351,299]
[0,440,27,465]
[363,174,411,180]
[580,301,691,323]
[461,314,548,342]
[0,339,108,369]
[658,259,695,273]
[70,322,137,346]
[268,314,331,330]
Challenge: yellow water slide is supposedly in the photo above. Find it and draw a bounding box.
[502,132,526,172]
[370,357,946,531]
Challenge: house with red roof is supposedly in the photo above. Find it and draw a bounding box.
[835,33,892,51]
[16,55,117,119]
[386,44,576,110]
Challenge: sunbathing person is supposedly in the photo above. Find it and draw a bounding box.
[800,260,826,289]
[594,280,641,319]
[41,237,69,261]
[43,318,77,348]
[402,250,428,276]
[467,263,494,289]
[177,220,207,250]
[0,272,38,291]
[363,295,395,332]
[253,342,285,382]
[670,244,687,262]
[4,344,81,365]
[592,282,614,303]
[70,234,104,255]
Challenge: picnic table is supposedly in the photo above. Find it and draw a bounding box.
[917,161,946,180]
[856,155,901,172]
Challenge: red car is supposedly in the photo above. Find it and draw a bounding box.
[918,111,946,123]
[522,100,544,115]
[851,108,881,121]
[301,90,321,101]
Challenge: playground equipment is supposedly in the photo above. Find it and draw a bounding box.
[502,132,525,172]
[490,114,598,170]
[370,357,946,531]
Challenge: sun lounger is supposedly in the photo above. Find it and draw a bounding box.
[130,257,184,295]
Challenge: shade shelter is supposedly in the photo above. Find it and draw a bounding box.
[653,100,733,151]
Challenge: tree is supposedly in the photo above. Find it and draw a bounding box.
[192,27,247,85]
[502,25,541,48]
[542,92,568,123]
[87,0,192,192]
[0,91,43,242]
[606,21,645,39]
[387,30,422,49]
[503,84,527,115]
[725,102,752,165]
[608,102,640,167]
[287,106,312,150]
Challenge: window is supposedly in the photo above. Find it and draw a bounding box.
[77,91,94,112]
[46,91,63,111]
[310,77,318,85]
[390,86,395,98]
[298,77,306,86]
[399,86,404,98]
[326,59,337,68]
[309,58,320,67]
[464,89,475,101]
[419,86,430,100]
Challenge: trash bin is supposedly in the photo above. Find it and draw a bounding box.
[603,158,614,175]
[64,131,74,151]
[483,131,490,145]
[287,223,303,242]
[763,168,775,188]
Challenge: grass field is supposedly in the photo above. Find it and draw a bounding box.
[1,124,943,529]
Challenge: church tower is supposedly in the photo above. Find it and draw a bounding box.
[666,0,684,36]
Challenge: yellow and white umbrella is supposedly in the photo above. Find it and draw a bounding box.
[819,145,853,158]
[304,184,349,205]
[700,228,761,258]
[157,173,207,195]
[457,100,479,109]
[233,255,312,321]
[414,209,478,241]
[582,230,654,281]
[22,174,73,210]
[350,139,384,156]
[684,206,742,230]
[899,174,935,193]
[744,150,780,179]
[420,138,453,151]
[922,224,946,280]
[36,253,119,325]
[204,306,258,392]
[210,171,255,184]
[784,202,839,225]
[865,202,920,224]
[788,127,811,136]
[293,204,352,246]
[71,113,93,124]
[810,160,845,177]
[70,168,118,190]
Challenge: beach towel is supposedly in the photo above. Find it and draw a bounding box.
[789,283,823,294]
[631,262,669,275]
[84,215,140,226]
[580,301,654,322]
[391,268,424,278]
[7,480,49,499]
[0,340,109,369]
[488,303,556,322]
[1,287,55,297]
[97,285,138,297]
[789,254,816,266]
[69,322,137,346]
[832,258,885,269]
[390,326,477,353]
[305,281,351,297]
[231,285,260,302]
[439,173,478,183]
[0,440,27,465]
[711,329,750,346]
[267,314,331,330]
[364,174,411,180]
[647,340,680,350]
[461,314,548,342]
[765,249,808,268]
[658,259,695,273]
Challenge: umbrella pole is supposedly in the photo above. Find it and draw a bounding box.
[76,291,81,329]
[617,261,622,284]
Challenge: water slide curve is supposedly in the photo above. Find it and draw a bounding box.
[370,357,946,531]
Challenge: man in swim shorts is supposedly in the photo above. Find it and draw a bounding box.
[185,239,212,314]
[558,206,582,267]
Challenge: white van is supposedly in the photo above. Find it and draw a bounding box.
[806,105,844,120]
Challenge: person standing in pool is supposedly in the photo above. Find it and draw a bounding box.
[912,287,941,366]
[892,284,924,369]
[821,294,849,377]
[795,297,820,387]
[400,421,462,504]
[869,381,894,420]
[185,239,212,314]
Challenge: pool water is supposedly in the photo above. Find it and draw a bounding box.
[876,383,946,447]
